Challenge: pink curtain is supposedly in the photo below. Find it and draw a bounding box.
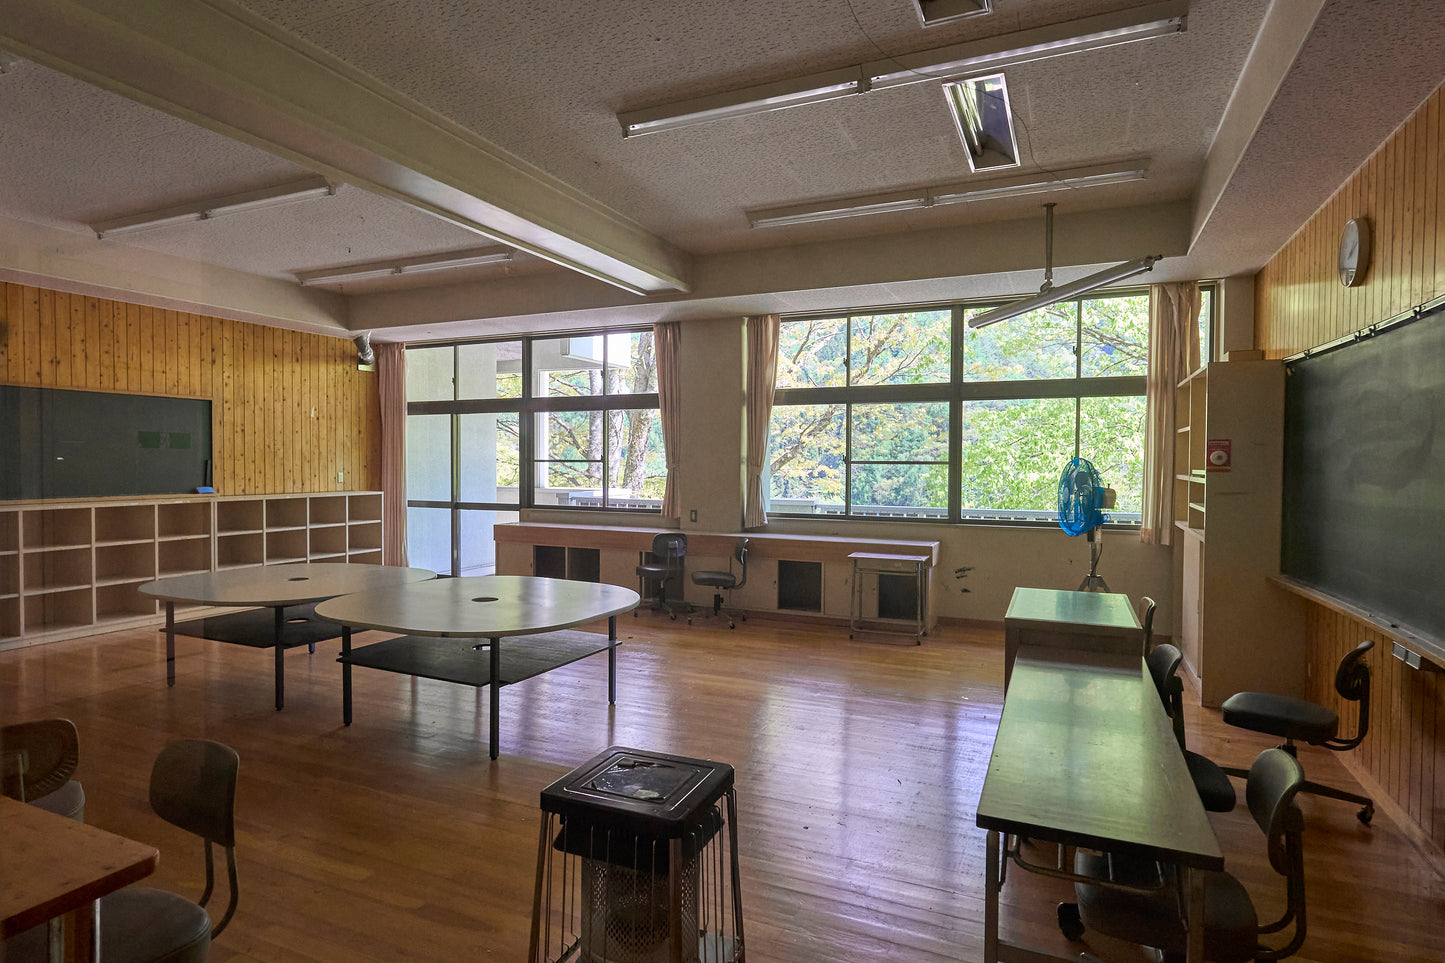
[654,322,683,519]
[744,314,780,529]
[1141,283,1201,545]
[377,342,409,565]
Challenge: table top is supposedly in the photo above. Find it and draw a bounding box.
[138,562,436,607]
[976,652,1223,870]
[1004,586,1140,633]
[314,575,641,638]
[1,796,160,937]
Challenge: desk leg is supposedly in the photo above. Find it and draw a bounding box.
[849,558,859,639]
[984,829,1001,963]
[165,601,176,687]
[488,635,501,760]
[914,561,924,644]
[1185,866,1205,962]
[608,615,617,704]
[341,625,352,726]
[273,606,285,711]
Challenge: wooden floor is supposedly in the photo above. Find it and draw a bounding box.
[3,613,1443,962]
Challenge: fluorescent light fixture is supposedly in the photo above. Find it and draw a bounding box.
[968,256,1162,328]
[296,246,514,286]
[620,67,869,137]
[746,160,1147,228]
[91,175,336,239]
[617,1,1185,136]
[944,74,1019,173]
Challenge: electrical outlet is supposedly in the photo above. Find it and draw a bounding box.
[337,471,344,484]
[689,509,697,522]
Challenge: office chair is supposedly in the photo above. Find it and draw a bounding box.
[1136,596,1156,650]
[1,718,86,820]
[1220,639,1375,824]
[635,532,687,620]
[1148,644,1236,812]
[688,538,749,628]
[98,739,241,963]
[1067,748,1308,963]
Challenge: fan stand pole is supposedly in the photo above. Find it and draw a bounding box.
[1078,528,1109,592]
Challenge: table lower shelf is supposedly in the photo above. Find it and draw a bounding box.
[338,629,617,688]
[170,602,343,650]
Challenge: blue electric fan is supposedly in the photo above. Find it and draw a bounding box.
[1057,456,1115,591]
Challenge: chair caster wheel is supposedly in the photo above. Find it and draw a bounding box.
[1057,902,1084,941]
[1358,805,1374,825]
[687,618,693,625]
[728,623,735,630]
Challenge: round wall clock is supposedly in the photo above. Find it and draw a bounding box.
[1338,217,1370,287]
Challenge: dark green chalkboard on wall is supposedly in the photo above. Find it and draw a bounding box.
[0,385,212,499]
[1281,311,1445,644]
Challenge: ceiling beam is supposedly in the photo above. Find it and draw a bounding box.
[0,0,692,296]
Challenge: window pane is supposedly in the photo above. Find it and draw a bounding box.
[533,335,605,398]
[608,408,665,505]
[406,346,454,401]
[849,310,951,385]
[406,506,453,575]
[1080,395,1146,517]
[604,331,658,394]
[1081,294,1149,378]
[777,317,846,388]
[1199,287,1213,364]
[406,414,451,501]
[962,303,1077,381]
[458,341,522,399]
[959,398,1076,514]
[850,402,949,516]
[460,413,518,503]
[458,508,517,576]
[768,403,845,513]
[534,410,600,505]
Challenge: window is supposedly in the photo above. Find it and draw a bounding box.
[404,330,660,574]
[769,289,1181,523]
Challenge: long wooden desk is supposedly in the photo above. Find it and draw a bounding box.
[1002,587,1143,690]
[1,796,160,961]
[316,575,640,760]
[976,651,1222,963]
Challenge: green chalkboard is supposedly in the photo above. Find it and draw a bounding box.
[1281,311,1445,643]
[0,385,212,499]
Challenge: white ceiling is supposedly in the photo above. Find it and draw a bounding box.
[1,0,1443,343]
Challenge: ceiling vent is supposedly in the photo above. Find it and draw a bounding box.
[915,0,993,28]
[944,74,1019,173]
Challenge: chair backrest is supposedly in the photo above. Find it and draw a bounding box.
[731,539,749,589]
[1144,643,1187,750]
[150,739,241,936]
[1,718,79,803]
[650,532,687,568]
[1329,639,1374,749]
[1135,596,1156,650]
[1244,747,1308,958]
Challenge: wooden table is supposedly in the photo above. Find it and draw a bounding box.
[848,551,931,643]
[1,796,159,961]
[976,651,1223,963]
[139,563,436,709]
[1002,587,1143,690]
[315,575,640,759]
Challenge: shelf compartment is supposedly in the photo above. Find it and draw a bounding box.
[158,501,212,538]
[266,528,308,563]
[23,508,92,549]
[95,504,155,542]
[348,520,382,552]
[309,525,348,558]
[1,563,17,597]
[348,550,382,565]
[159,536,211,576]
[0,596,18,641]
[0,511,17,552]
[217,499,264,534]
[349,492,382,523]
[96,582,157,621]
[22,547,92,592]
[309,495,348,526]
[23,588,93,633]
[96,543,155,583]
[217,532,264,569]
[265,497,308,529]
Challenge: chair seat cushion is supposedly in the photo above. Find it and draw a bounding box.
[1185,751,1237,813]
[29,779,85,821]
[1221,691,1338,743]
[692,570,738,589]
[635,564,674,577]
[1075,851,1258,962]
[100,887,211,963]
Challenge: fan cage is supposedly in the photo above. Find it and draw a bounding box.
[531,791,744,963]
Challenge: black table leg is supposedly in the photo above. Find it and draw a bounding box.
[165,602,176,686]
[342,625,352,726]
[273,606,285,710]
[608,614,618,704]
[489,635,501,760]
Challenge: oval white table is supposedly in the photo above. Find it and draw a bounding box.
[139,563,436,709]
[315,575,640,759]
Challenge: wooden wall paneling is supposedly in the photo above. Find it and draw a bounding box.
[20,284,41,384]
[1,284,17,382]
[39,288,57,383]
